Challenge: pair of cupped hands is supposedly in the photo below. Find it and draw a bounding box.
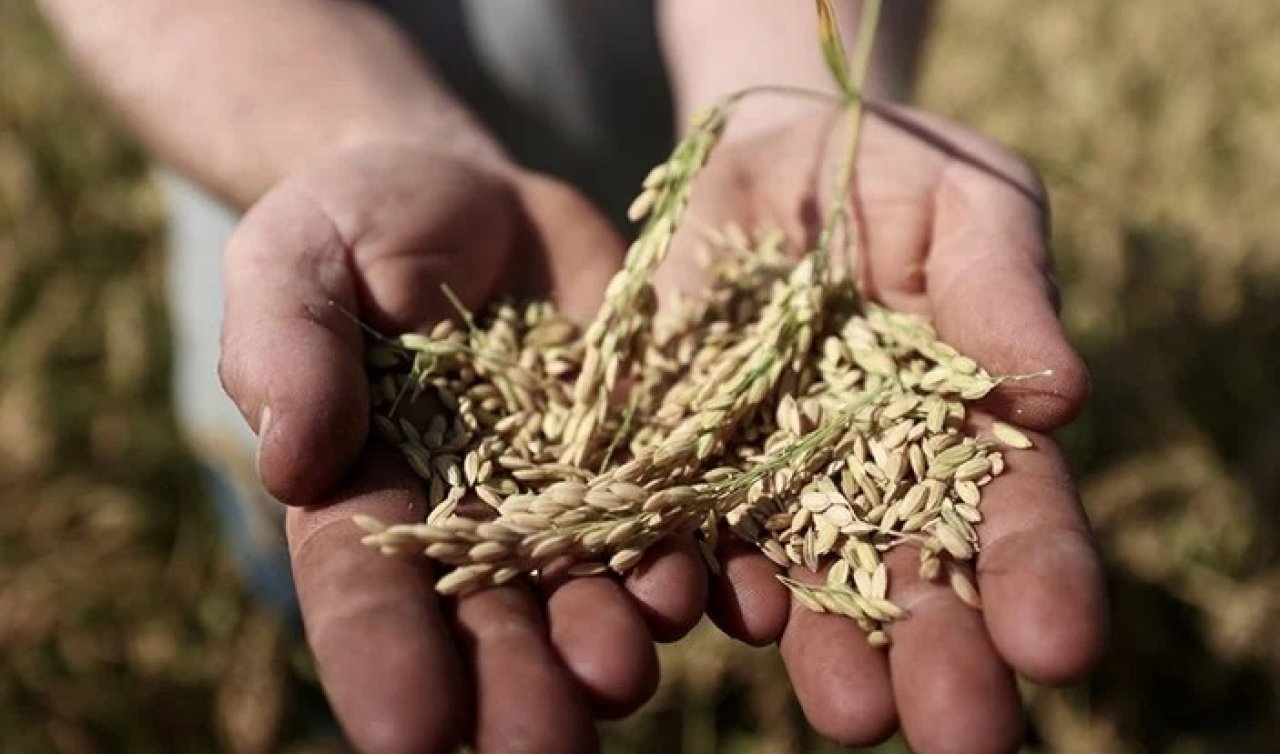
[218,104,1107,754]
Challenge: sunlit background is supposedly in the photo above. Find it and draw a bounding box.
[2,1,1278,752]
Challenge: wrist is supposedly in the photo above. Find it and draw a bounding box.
[660,0,930,140]
[332,108,512,177]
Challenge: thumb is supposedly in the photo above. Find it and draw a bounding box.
[219,148,522,506]
[925,158,1088,431]
[219,187,367,505]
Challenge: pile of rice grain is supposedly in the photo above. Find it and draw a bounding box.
[356,106,1034,647]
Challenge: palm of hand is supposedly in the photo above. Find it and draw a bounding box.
[659,106,1106,752]
[219,143,708,754]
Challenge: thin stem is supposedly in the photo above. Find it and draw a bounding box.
[440,283,479,335]
[823,0,883,286]
[600,393,641,473]
[327,299,394,343]
[708,381,886,502]
[720,84,845,108]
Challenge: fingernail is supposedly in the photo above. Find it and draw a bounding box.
[255,405,272,479]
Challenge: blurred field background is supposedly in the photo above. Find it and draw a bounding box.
[3,0,1279,752]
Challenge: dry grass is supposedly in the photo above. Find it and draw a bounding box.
[3,0,1280,751]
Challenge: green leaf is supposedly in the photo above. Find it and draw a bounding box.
[815,0,855,96]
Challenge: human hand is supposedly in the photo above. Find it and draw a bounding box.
[661,105,1107,753]
[218,143,708,754]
